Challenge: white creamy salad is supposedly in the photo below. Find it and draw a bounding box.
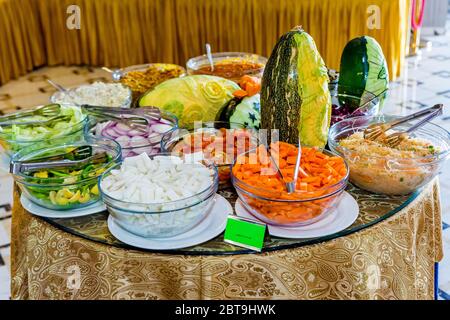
[52,82,131,107]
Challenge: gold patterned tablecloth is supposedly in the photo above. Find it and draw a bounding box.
[11,179,443,300]
[0,0,410,85]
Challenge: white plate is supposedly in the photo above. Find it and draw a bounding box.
[107,194,232,250]
[234,191,359,239]
[21,194,106,218]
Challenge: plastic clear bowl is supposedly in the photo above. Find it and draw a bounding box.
[231,149,349,227]
[11,136,122,210]
[98,154,219,238]
[328,114,450,195]
[186,52,267,82]
[0,105,88,171]
[50,83,132,108]
[85,109,178,158]
[160,121,259,188]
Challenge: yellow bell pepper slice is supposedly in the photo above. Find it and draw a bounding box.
[68,190,81,203]
[34,171,48,178]
[78,192,91,204]
[61,188,74,198]
[90,185,99,195]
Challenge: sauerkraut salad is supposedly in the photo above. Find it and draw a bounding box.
[338,132,439,195]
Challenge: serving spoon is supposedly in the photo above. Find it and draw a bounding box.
[102,67,123,81]
[205,43,214,72]
[47,79,69,93]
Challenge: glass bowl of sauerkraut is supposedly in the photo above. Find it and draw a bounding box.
[328,115,450,195]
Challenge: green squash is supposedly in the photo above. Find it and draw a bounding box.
[338,36,389,109]
[261,26,331,147]
[216,94,261,129]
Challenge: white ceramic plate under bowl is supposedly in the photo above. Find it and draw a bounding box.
[107,194,231,250]
[235,191,359,239]
[20,194,106,218]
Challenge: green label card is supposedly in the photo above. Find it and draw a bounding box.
[223,215,266,251]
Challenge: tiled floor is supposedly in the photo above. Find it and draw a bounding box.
[0,23,449,300]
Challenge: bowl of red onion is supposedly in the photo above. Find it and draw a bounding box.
[330,88,386,126]
[86,109,178,158]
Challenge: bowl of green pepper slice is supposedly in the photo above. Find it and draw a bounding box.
[11,136,121,210]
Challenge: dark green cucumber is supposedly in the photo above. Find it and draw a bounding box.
[338,36,389,109]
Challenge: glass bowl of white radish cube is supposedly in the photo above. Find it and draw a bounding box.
[98,152,219,238]
[85,108,178,158]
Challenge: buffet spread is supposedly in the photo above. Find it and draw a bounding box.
[1,27,449,252]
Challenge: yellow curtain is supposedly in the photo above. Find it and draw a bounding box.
[0,0,410,85]
[0,0,45,84]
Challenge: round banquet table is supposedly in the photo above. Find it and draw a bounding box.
[11,179,443,300]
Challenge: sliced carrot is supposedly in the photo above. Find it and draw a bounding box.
[232,141,347,224]
[233,89,248,98]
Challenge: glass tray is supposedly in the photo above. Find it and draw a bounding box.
[38,183,419,255]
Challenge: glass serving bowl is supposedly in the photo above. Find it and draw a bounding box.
[328,114,450,195]
[160,121,259,188]
[85,109,178,158]
[231,148,349,227]
[50,83,132,108]
[330,87,385,126]
[11,136,121,210]
[0,104,87,172]
[116,63,186,100]
[98,154,219,238]
[186,52,267,82]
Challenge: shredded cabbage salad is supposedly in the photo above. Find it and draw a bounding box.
[0,105,85,141]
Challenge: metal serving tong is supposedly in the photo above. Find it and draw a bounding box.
[264,144,287,189]
[286,145,303,193]
[0,104,61,124]
[265,142,308,193]
[383,105,443,148]
[10,145,108,174]
[0,114,71,127]
[82,105,162,119]
[81,105,156,133]
[363,104,442,141]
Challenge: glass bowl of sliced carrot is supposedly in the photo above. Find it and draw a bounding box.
[231,142,349,227]
[161,121,259,188]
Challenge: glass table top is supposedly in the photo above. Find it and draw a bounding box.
[39,183,419,256]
